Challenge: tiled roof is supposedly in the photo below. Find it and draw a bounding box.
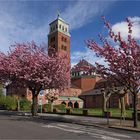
[59,96,83,101]
[80,82,125,96]
[71,59,96,72]
[79,89,102,96]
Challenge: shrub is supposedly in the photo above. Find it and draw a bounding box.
[42,104,49,110]
[0,95,6,109]
[5,96,17,110]
[54,104,66,110]
[38,104,49,113]
[20,98,31,111]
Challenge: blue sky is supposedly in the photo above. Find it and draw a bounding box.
[0,0,140,66]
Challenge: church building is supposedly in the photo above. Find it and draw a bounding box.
[6,14,140,110]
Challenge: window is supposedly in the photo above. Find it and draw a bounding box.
[61,45,63,50]
[56,24,58,28]
[61,36,67,42]
[59,24,61,29]
[65,28,67,32]
[51,27,53,32]
[61,36,64,41]
[51,37,55,42]
[61,45,67,51]
[64,46,66,51]
[64,38,67,42]
[62,26,64,30]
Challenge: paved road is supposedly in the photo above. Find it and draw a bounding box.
[0,114,140,140]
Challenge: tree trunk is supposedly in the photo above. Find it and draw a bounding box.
[103,98,107,113]
[50,102,53,112]
[119,95,126,125]
[101,90,111,116]
[119,99,121,109]
[48,101,53,112]
[120,96,126,118]
[31,92,38,116]
[17,99,20,111]
[133,93,138,128]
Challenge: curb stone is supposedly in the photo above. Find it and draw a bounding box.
[109,125,140,133]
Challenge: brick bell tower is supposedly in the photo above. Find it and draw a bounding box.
[48,13,70,63]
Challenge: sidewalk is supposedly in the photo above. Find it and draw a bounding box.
[38,113,140,132]
[1,110,140,132]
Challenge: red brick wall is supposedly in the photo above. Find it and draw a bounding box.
[71,77,99,92]
[81,95,103,108]
[71,78,82,89]
[81,77,96,92]
[48,31,70,63]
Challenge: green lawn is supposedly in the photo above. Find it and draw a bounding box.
[43,104,140,119]
[61,108,139,119]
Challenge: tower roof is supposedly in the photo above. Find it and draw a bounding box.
[49,14,69,25]
[48,13,70,37]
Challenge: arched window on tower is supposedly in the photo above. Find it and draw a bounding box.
[61,36,64,41]
[64,38,67,42]
[64,46,66,51]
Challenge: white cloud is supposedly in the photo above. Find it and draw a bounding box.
[0,7,53,53]
[0,1,116,53]
[112,16,140,40]
[71,48,106,67]
[62,1,115,30]
[71,17,140,67]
